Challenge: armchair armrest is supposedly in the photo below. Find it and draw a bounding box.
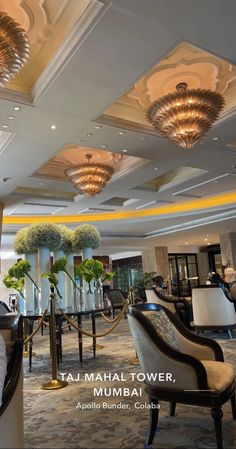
[163,307,224,361]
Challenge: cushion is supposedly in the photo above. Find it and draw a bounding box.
[0,333,7,407]
[201,360,235,392]
[147,310,179,350]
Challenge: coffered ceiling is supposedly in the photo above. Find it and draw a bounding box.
[0,0,236,255]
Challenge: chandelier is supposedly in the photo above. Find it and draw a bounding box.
[0,12,29,87]
[65,154,114,197]
[146,82,225,149]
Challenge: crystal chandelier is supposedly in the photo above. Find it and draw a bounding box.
[0,12,29,87]
[65,154,114,197]
[146,82,225,149]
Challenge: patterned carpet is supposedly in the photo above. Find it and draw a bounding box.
[23,317,236,449]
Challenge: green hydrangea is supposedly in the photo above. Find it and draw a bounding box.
[57,225,73,254]
[72,224,100,251]
[3,275,26,299]
[14,227,30,255]
[26,222,62,251]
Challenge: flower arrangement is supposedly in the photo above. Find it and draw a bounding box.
[57,225,73,254]
[52,256,78,289]
[72,224,100,252]
[3,274,26,299]
[79,259,115,292]
[8,259,40,292]
[41,272,62,299]
[26,222,62,251]
[14,227,30,255]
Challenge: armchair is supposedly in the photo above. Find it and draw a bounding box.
[145,287,192,327]
[0,315,24,448]
[105,289,127,318]
[128,303,235,449]
[0,301,11,315]
[192,285,236,338]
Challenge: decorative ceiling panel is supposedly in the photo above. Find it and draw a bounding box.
[133,166,208,192]
[0,0,102,98]
[33,144,149,182]
[97,41,236,134]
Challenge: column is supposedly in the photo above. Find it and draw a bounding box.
[219,232,236,268]
[142,246,170,279]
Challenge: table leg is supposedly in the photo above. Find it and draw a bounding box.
[77,314,83,367]
[28,319,34,373]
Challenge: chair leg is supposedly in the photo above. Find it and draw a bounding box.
[231,393,236,419]
[169,402,176,417]
[146,398,159,445]
[227,329,233,339]
[211,407,223,449]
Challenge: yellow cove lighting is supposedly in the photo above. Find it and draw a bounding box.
[2,191,236,225]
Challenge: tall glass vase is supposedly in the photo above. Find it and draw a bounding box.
[25,252,38,313]
[38,247,50,310]
[17,293,26,315]
[94,285,103,309]
[65,253,74,309]
[82,247,93,309]
[54,249,66,309]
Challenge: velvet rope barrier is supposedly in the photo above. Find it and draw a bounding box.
[24,309,48,344]
[59,301,128,338]
[100,308,124,323]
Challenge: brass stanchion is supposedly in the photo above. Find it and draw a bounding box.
[41,289,68,390]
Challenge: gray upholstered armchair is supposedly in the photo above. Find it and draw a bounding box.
[128,303,235,449]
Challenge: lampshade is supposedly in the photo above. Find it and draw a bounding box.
[146,82,225,149]
[0,12,29,87]
[66,154,114,197]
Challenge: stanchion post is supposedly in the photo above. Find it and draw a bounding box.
[41,288,68,390]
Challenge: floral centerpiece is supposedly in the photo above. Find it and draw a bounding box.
[26,222,62,309]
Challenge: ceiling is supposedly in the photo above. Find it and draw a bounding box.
[0,0,236,255]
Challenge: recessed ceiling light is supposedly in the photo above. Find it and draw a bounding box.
[118,131,125,135]
[50,124,56,130]
[101,145,107,148]
[185,242,189,245]
[87,133,93,137]
[8,115,15,120]
[207,242,210,245]
[13,106,21,111]
[123,149,128,153]
[40,182,45,186]
[154,167,158,171]
[140,137,148,140]
[95,125,102,129]
[213,137,219,141]
[204,238,208,241]
[2,124,8,129]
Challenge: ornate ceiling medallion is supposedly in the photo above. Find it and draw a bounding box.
[65,154,114,197]
[0,12,29,87]
[146,82,225,149]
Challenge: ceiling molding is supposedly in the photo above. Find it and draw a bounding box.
[3,190,236,225]
[32,0,108,105]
